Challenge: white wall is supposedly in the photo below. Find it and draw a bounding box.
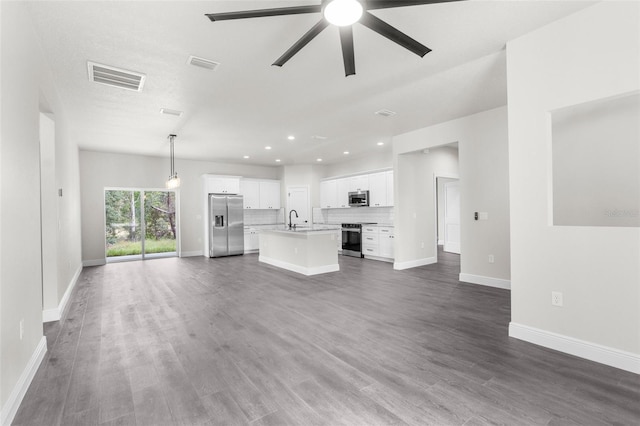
[79,151,280,263]
[393,107,510,286]
[507,1,639,370]
[1,1,83,421]
[393,146,459,268]
[281,164,324,208]
[322,150,392,178]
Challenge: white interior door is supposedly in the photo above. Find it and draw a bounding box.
[286,186,310,226]
[443,180,461,254]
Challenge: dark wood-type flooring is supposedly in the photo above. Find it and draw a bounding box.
[13,250,640,425]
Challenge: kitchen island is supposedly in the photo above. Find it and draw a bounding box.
[259,226,340,276]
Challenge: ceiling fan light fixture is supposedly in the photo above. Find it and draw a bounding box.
[323,0,363,26]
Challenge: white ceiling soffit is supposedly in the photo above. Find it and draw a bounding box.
[87,61,146,92]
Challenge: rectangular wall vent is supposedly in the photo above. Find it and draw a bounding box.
[375,109,397,117]
[87,61,146,92]
[187,55,220,71]
[160,108,184,117]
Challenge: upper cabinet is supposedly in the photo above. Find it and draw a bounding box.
[369,170,394,207]
[259,180,281,209]
[205,176,241,194]
[240,180,260,209]
[336,178,350,208]
[320,180,338,209]
[320,169,393,209]
[349,175,369,192]
[238,178,281,210]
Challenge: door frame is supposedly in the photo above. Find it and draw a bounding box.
[103,187,180,262]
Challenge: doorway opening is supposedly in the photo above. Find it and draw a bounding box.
[436,177,460,254]
[105,189,178,262]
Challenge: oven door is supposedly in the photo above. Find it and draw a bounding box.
[342,227,362,257]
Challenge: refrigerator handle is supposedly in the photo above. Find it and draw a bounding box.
[215,215,224,228]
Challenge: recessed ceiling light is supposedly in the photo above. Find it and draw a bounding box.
[377,142,384,146]
[159,108,184,117]
[187,55,220,71]
[288,135,295,140]
[343,151,350,155]
[317,158,323,162]
[375,109,397,117]
[265,146,272,150]
[243,155,250,159]
[275,159,281,163]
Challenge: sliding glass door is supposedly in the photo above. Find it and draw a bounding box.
[105,189,177,261]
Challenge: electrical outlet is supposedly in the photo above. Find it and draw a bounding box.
[421,242,425,249]
[20,319,24,340]
[551,291,563,307]
[488,254,495,264]
[294,247,298,254]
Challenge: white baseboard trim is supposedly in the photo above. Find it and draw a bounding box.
[459,273,511,290]
[82,258,105,267]
[509,322,640,374]
[393,256,436,270]
[363,255,393,263]
[42,265,82,323]
[0,336,47,426]
[180,250,203,258]
[259,256,339,276]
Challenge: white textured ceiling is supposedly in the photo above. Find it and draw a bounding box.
[27,0,594,165]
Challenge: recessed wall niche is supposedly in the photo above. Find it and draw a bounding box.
[551,92,639,227]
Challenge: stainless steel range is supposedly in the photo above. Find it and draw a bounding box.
[341,222,376,257]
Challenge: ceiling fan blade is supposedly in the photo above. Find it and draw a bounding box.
[339,26,356,77]
[206,5,321,22]
[273,19,330,67]
[359,11,431,57]
[366,0,464,10]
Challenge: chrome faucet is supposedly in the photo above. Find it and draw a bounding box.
[288,209,298,229]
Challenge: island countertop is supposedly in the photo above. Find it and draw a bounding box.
[258,225,341,235]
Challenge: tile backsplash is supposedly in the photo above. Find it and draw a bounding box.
[312,207,394,225]
[244,209,285,225]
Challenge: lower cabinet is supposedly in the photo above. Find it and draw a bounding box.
[362,226,394,261]
[244,229,259,253]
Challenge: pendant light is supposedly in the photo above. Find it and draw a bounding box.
[166,134,180,189]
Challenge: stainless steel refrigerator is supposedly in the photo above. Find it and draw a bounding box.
[208,194,244,257]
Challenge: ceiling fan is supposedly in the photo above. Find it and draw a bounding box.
[206,0,463,77]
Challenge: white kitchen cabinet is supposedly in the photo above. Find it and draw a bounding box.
[385,171,394,206]
[244,229,259,253]
[240,179,260,209]
[336,178,350,208]
[368,172,387,207]
[362,225,394,260]
[206,176,240,194]
[378,226,395,259]
[368,171,393,207]
[349,175,369,192]
[259,180,281,209]
[320,180,338,208]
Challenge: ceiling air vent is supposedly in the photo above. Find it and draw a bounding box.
[187,55,220,71]
[87,61,146,92]
[375,109,397,117]
[160,108,184,117]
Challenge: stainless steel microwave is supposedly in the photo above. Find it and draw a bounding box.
[348,191,369,207]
